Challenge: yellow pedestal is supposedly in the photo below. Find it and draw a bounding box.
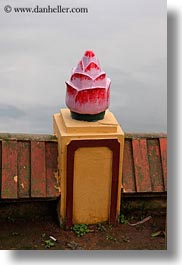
[53,109,124,228]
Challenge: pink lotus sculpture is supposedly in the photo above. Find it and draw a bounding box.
[65,50,110,121]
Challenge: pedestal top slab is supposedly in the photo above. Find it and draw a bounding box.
[60,109,119,133]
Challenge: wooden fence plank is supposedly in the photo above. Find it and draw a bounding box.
[17,141,31,198]
[0,134,167,200]
[1,140,18,198]
[132,139,152,192]
[45,142,59,197]
[122,139,136,192]
[147,139,164,192]
[31,141,46,197]
[159,138,167,191]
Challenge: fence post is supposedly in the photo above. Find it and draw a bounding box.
[53,51,124,228]
[53,109,124,228]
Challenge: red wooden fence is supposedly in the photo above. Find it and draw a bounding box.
[0,133,167,199]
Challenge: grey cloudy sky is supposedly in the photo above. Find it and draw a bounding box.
[0,0,167,133]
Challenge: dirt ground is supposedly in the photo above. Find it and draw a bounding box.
[0,202,166,250]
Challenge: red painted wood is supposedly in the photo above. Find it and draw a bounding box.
[147,139,164,192]
[122,139,136,192]
[0,135,167,201]
[17,141,30,198]
[31,141,46,197]
[45,142,59,197]
[66,142,75,229]
[109,140,120,225]
[1,140,18,198]
[66,139,120,228]
[159,138,167,191]
[132,139,152,192]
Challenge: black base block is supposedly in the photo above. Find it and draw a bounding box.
[70,111,105,122]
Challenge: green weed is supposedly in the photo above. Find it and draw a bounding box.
[106,234,117,242]
[119,214,128,224]
[71,224,90,237]
[97,223,106,232]
[44,239,55,249]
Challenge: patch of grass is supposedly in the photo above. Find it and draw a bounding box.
[119,214,128,224]
[71,224,90,237]
[44,239,55,249]
[121,235,130,243]
[42,234,56,249]
[106,234,117,242]
[97,223,106,232]
[109,224,113,230]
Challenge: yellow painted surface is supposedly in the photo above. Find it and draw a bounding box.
[73,147,112,224]
[61,108,118,133]
[53,108,124,225]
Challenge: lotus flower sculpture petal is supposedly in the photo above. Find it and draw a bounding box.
[65,50,110,121]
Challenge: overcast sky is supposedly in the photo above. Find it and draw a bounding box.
[0,0,167,133]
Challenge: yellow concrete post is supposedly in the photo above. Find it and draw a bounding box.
[53,108,124,228]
